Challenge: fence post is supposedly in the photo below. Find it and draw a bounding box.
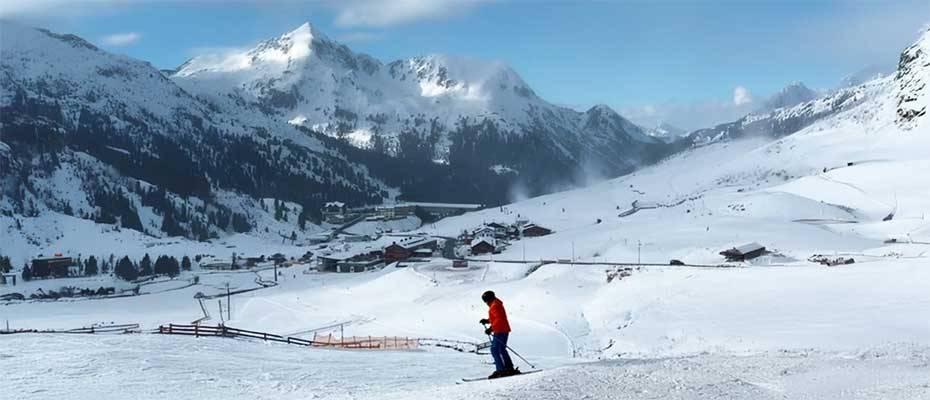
[195,324,199,338]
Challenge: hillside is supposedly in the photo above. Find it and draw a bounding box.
[0,22,397,246]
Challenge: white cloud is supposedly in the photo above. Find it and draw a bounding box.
[331,0,487,28]
[101,32,141,46]
[732,85,753,106]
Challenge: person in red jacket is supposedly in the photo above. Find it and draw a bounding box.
[479,290,518,378]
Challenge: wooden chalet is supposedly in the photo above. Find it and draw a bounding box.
[521,224,553,237]
[470,237,496,255]
[383,237,438,262]
[30,256,78,278]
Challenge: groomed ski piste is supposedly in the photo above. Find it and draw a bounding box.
[5,29,930,400]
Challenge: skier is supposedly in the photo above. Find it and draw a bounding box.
[479,290,519,379]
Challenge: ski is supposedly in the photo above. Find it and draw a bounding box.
[458,369,543,383]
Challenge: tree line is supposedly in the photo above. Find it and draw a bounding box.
[16,253,193,282]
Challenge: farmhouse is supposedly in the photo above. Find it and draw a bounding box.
[473,226,496,238]
[383,237,438,262]
[720,243,767,261]
[30,256,78,278]
[521,224,553,237]
[471,237,497,255]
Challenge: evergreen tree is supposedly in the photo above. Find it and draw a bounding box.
[139,253,153,276]
[231,213,251,233]
[21,264,32,281]
[114,256,138,281]
[84,255,98,276]
[298,208,308,230]
[181,256,192,271]
[161,211,185,237]
[290,231,297,244]
[0,256,11,273]
[168,256,180,277]
[154,255,169,276]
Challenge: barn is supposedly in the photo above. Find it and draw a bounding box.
[30,256,78,278]
[521,224,553,237]
[471,238,496,255]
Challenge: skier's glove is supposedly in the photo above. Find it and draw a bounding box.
[479,318,490,325]
[484,327,493,335]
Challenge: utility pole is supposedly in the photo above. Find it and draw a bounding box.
[226,282,231,321]
[637,240,642,265]
[273,263,278,283]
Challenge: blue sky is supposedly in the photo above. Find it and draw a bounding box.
[3,0,929,130]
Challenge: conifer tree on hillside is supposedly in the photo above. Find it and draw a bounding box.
[114,256,138,281]
[84,255,98,276]
[21,264,32,281]
[139,253,153,276]
[0,256,12,273]
[154,255,169,276]
[168,256,180,276]
[181,256,192,271]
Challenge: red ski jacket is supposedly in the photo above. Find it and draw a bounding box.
[487,298,512,334]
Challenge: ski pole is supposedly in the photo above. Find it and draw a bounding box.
[504,344,535,369]
[483,323,536,369]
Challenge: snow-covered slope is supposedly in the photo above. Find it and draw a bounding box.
[414,25,930,360]
[172,23,668,187]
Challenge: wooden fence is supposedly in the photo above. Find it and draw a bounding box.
[156,323,486,352]
[0,323,140,335]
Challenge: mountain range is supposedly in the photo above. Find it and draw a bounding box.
[0,21,899,241]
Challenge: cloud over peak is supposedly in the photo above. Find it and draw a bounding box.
[732,85,753,106]
[331,0,486,28]
[101,31,141,46]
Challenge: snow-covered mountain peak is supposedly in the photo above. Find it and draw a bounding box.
[894,28,930,128]
[388,54,536,102]
[249,21,321,64]
[174,21,376,78]
[762,81,818,111]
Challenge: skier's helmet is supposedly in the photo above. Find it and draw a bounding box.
[481,290,496,303]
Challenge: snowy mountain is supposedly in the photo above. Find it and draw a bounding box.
[681,79,876,146]
[0,22,390,242]
[171,23,670,191]
[644,122,686,142]
[760,82,819,111]
[839,64,893,88]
